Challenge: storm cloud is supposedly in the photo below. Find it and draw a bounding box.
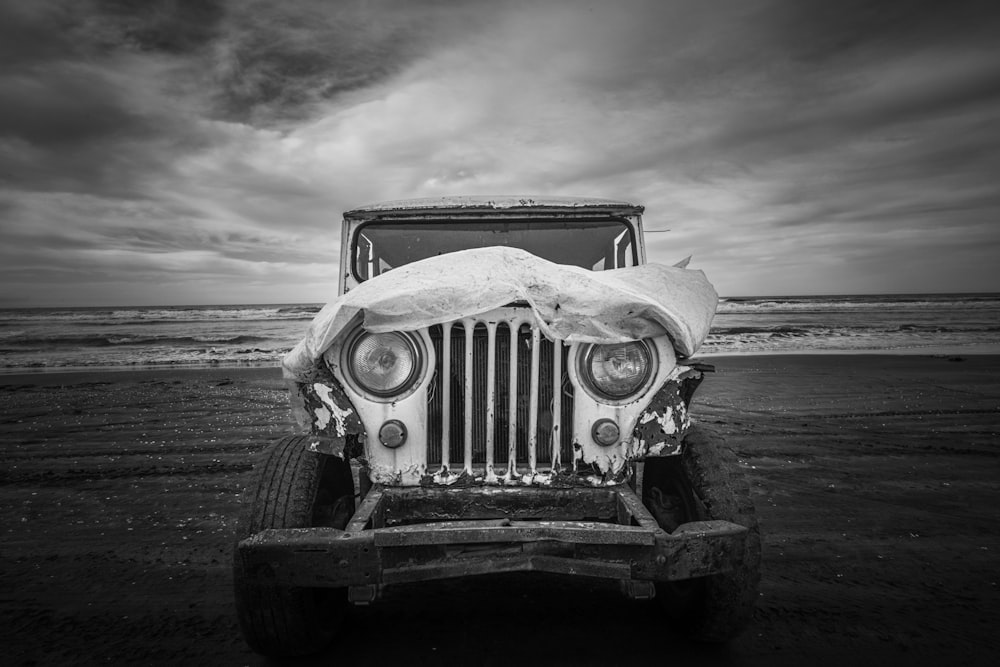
[1,0,999,305]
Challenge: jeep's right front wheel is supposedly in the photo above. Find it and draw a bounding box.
[642,424,761,642]
[233,434,355,657]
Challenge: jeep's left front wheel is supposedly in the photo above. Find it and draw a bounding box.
[642,424,761,643]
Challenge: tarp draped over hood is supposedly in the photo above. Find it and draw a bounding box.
[283,247,718,382]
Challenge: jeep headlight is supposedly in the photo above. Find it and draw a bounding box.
[346,331,421,398]
[582,341,654,400]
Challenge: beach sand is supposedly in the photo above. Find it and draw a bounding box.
[1,355,997,665]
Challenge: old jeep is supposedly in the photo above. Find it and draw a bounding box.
[233,196,760,657]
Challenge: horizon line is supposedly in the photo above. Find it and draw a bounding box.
[2,291,999,310]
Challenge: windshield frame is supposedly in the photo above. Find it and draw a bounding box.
[348,215,640,284]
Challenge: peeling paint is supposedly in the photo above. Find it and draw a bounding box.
[658,406,678,434]
[432,467,461,485]
[313,383,355,437]
[313,406,332,430]
[499,467,522,485]
[419,464,628,488]
[369,462,403,485]
[628,366,704,460]
[484,464,499,485]
[287,365,365,459]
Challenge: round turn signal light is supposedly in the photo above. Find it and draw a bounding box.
[591,419,620,446]
[378,420,407,448]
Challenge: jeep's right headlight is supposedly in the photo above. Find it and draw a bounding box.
[346,331,421,398]
[581,341,654,400]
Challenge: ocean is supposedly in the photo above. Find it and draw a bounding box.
[1,294,998,372]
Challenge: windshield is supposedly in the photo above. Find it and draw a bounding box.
[353,218,637,282]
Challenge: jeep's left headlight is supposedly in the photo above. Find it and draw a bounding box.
[582,341,654,400]
[347,331,421,397]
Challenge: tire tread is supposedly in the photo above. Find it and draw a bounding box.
[233,435,348,657]
[681,424,762,642]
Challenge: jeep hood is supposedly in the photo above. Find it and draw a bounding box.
[283,247,717,382]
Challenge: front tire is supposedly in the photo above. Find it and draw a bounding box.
[233,434,355,657]
[643,424,761,642]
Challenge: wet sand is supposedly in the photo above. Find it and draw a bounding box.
[1,355,998,665]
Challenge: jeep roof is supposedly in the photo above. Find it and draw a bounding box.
[344,195,645,220]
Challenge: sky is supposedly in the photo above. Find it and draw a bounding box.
[1,0,999,307]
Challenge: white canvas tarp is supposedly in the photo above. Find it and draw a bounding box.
[283,247,718,382]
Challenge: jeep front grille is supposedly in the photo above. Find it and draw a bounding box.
[427,318,574,477]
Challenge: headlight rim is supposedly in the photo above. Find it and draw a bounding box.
[579,339,657,403]
[339,328,424,401]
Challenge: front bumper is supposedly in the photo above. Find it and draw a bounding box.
[236,484,747,599]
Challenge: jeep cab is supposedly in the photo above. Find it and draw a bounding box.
[233,196,761,657]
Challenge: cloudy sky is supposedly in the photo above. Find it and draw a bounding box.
[1,0,999,306]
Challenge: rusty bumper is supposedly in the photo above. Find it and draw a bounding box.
[236,485,746,596]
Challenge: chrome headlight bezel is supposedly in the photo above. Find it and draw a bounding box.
[337,328,425,402]
[578,340,657,404]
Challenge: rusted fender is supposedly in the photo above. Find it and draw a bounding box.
[287,365,364,458]
[631,365,709,457]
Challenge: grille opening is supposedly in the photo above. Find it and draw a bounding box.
[427,322,574,469]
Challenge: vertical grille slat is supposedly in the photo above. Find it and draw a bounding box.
[440,325,451,469]
[527,327,540,473]
[551,336,562,469]
[463,325,474,473]
[485,323,497,474]
[427,317,574,476]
